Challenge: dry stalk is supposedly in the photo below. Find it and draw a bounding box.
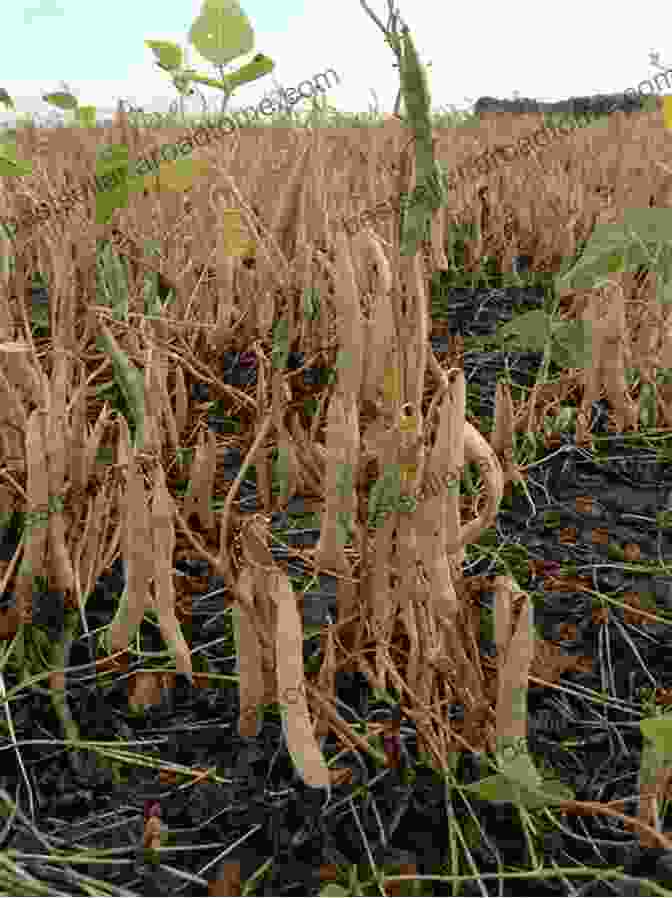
[83,403,113,486]
[14,410,50,625]
[173,364,189,440]
[68,363,89,496]
[151,351,180,453]
[46,346,75,595]
[183,427,217,533]
[141,348,162,456]
[490,381,527,492]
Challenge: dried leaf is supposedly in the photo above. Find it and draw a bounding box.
[15,410,50,624]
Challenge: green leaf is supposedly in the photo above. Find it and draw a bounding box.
[555,209,672,296]
[491,309,554,352]
[0,141,33,177]
[335,510,352,546]
[96,324,145,448]
[495,745,543,791]
[553,405,577,433]
[302,286,321,321]
[460,772,551,809]
[95,142,129,171]
[95,192,122,224]
[94,145,130,223]
[212,53,275,93]
[620,207,672,245]
[142,239,162,259]
[275,445,290,503]
[334,349,352,370]
[549,319,594,368]
[464,763,574,810]
[656,244,672,286]
[604,250,626,273]
[144,40,184,72]
[76,105,97,128]
[0,89,15,111]
[188,0,255,67]
[171,71,197,97]
[272,317,289,370]
[335,462,353,498]
[640,716,672,755]
[42,91,79,111]
[368,465,401,529]
[639,382,657,430]
[0,141,19,162]
[319,885,350,897]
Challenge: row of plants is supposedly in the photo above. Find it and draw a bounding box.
[2,5,672,895]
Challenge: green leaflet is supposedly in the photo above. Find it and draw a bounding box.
[42,90,78,112]
[549,319,595,369]
[460,772,550,810]
[272,317,289,370]
[638,713,672,827]
[95,144,130,224]
[148,1,275,103]
[334,348,353,371]
[492,309,554,352]
[555,208,672,297]
[202,53,274,93]
[144,40,184,72]
[639,728,672,797]
[0,140,33,177]
[0,88,15,111]
[397,495,417,514]
[275,445,291,503]
[460,762,574,811]
[495,745,543,791]
[335,510,353,547]
[368,464,402,529]
[165,55,274,96]
[640,715,672,756]
[494,207,672,378]
[188,0,255,68]
[96,325,146,449]
[639,382,658,429]
[302,286,321,321]
[75,105,96,128]
[491,309,595,370]
[335,462,353,498]
[42,89,97,131]
[96,238,130,321]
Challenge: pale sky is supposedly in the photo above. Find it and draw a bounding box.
[3,0,669,127]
